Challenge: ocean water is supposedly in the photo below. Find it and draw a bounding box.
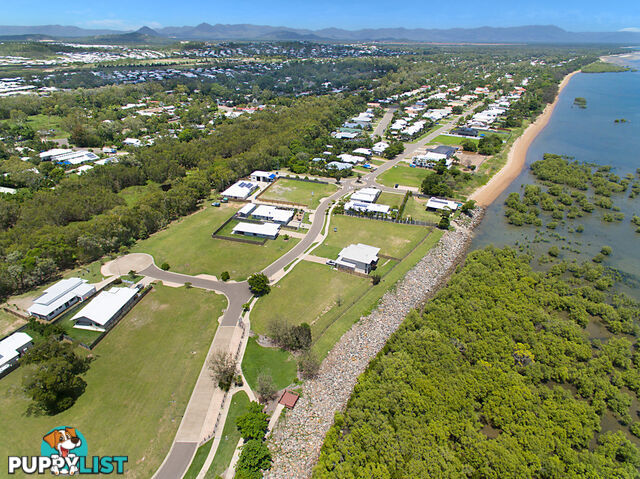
[472,58,640,298]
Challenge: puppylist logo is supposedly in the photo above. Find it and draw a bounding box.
[8,427,127,475]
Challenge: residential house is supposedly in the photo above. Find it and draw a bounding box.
[0,332,33,376]
[221,180,259,200]
[426,197,459,211]
[336,243,380,274]
[251,205,294,225]
[350,187,380,203]
[232,222,280,240]
[28,278,95,321]
[73,287,139,332]
[249,170,277,183]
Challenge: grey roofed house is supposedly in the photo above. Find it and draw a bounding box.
[326,161,353,171]
[429,145,458,158]
[450,127,479,137]
[336,243,380,274]
[27,278,96,321]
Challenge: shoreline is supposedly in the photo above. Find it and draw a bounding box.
[470,69,580,206]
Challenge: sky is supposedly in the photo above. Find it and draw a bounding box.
[4,0,640,32]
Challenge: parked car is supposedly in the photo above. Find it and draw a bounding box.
[326,259,337,266]
[211,201,221,207]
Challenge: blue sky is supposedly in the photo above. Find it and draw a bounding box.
[5,0,640,32]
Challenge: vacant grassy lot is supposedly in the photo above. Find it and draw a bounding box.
[15,114,69,138]
[204,391,251,478]
[0,284,226,479]
[402,196,442,223]
[259,178,337,209]
[131,203,299,280]
[251,261,369,339]
[0,310,26,336]
[377,164,429,189]
[376,191,404,208]
[313,215,430,259]
[118,182,161,206]
[241,337,298,391]
[428,134,479,147]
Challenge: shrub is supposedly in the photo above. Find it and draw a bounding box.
[160,262,170,271]
[248,273,270,296]
[299,351,321,379]
[221,271,230,281]
[371,273,381,285]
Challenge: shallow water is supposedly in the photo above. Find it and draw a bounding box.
[472,57,640,299]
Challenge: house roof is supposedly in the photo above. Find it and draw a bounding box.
[232,222,280,237]
[251,170,277,179]
[430,145,457,157]
[72,287,138,327]
[238,203,257,216]
[222,181,258,198]
[338,243,380,265]
[31,278,86,307]
[345,201,390,214]
[252,205,294,223]
[350,187,380,203]
[427,197,459,211]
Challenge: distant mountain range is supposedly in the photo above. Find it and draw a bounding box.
[1,23,640,44]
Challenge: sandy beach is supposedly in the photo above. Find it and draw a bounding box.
[470,70,580,206]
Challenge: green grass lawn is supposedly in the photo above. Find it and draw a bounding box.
[131,203,299,280]
[402,196,442,224]
[241,337,298,391]
[0,284,226,479]
[23,114,68,138]
[313,215,430,260]
[204,391,251,478]
[118,182,161,207]
[428,134,478,147]
[311,228,443,358]
[251,261,369,340]
[184,438,214,479]
[376,191,405,208]
[377,164,429,189]
[259,178,337,209]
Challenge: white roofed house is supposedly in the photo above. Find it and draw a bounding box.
[372,141,389,155]
[237,203,257,218]
[39,149,98,165]
[221,180,259,200]
[232,222,280,240]
[337,153,363,165]
[249,170,277,183]
[336,243,380,274]
[350,187,381,203]
[0,332,33,376]
[426,197,459,211]
[251,205,294,225]
[344,200,390,216]
[27,278,96,321]
[123,138,142,147]
[73,287,139,332]
[352,148,372,158]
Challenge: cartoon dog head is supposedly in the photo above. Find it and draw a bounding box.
[43,428,82,458]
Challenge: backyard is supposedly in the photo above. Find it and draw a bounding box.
[376,164,429,189]
[258,178,337,209]
[402,196,442,223]
[131,203,299,280]
[0,284,226,479]
[428,134,478,147]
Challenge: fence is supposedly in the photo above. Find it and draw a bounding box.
[75,285,153,351]
[343,211,436,227]
[211,216,268,245]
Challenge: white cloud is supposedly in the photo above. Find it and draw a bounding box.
[620,27,640,32]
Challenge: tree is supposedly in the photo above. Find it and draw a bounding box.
[461,139,477,152]
[460,199,476,214]
[299,351,321,379]
[221,271,230,281]
[371,273,381,285]
[256,373,278,403]
[421,174,453,197]
[235,439,272,479]
[21,339,91,415]
[248,273,270,296]
[236,402,270,441]
[438,209,451,230]
[209,351,236,391]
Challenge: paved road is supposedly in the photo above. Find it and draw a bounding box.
[151,100,485,479]
[372,106,397,138]
[139,265,252,326]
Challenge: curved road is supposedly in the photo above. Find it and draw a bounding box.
[150,101,483,479]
